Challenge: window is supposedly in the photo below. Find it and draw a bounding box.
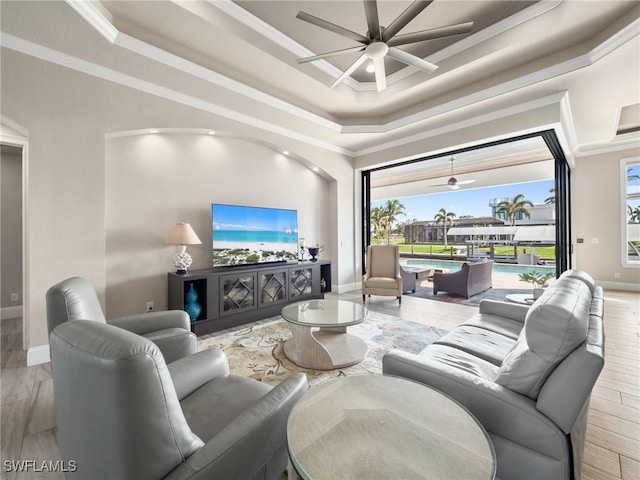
[622,157,640,265]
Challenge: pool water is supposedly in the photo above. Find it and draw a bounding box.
[405,259,555,276]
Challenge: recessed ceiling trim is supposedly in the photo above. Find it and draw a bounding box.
[354,92,571,158]
[65,0,118,43]
[64,0,343,133]
[219,0,562,91]
[59,0,639,138]
[206,0,361,91]
[0,33,354,157]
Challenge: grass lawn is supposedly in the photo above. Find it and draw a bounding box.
[374,240,556,259]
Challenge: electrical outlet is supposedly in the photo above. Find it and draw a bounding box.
[614,272,621,279]
[10,293,19,302]
[147,301,154,312]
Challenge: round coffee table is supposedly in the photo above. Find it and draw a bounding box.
[505,293,536,305]
[281,299,368,370]
[287,375,496,479]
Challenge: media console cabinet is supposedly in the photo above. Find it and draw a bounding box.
[168,260,331,336]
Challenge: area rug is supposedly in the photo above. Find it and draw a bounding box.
[198,312,446,387]
[408,286,531,307]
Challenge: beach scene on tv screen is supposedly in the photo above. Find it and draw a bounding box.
[212,204,298,265]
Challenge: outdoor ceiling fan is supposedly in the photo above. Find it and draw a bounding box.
[296,0,473,91]
[432,157,477,190]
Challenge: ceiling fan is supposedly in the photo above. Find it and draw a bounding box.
[296,0,473,91]
[432,157,477,190]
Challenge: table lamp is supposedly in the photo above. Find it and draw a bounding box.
[166,222,202,274]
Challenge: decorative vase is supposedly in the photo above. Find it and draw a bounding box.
[532,288,544,299]
[184,283,202,321]
[306,245,324,262]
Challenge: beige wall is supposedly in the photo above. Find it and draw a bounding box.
[1,50,354,354]
[573,147,640,287]
[0,146,22,310]
[105,133,330,317]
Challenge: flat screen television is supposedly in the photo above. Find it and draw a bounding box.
[212,203,299,266]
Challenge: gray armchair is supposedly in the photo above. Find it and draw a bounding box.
[46,276,196,364]
[50,320,308,480]
[432,260,493,298]
[362,245,402,304]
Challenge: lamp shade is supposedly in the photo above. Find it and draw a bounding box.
[166,222,202,245]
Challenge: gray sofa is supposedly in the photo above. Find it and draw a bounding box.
[383,269,604,480]
[50,320,308,480]
[432,260,493,298]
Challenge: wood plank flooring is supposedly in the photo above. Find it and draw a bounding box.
[1,289,638,479]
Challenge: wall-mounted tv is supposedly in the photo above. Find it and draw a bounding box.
[212,203,299,266]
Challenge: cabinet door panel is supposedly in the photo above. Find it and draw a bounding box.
[290,267,313,299]
[259,269,288,307]
[220,274,256,315]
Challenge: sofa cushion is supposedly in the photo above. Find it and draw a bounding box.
[495,277,591,399]
[418,344,500,380]
[462,313,523,340]
[434,325,516,366]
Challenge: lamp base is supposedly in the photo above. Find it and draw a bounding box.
[176,269,188,275]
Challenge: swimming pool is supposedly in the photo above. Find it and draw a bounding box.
[405,259,555,276]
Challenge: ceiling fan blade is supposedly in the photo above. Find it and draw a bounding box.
[456,179,477,185]
[374,56,387,91]
[297,46,365,64]
[387,22,474,47]
[296,11,369,44]
[381,0,433,42]
[363,0,381,40]
[387,47,438,73]
[331,53,368,88]
[449,184,461,190]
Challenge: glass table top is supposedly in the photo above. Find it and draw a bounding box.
[281,299,369,328]
[287,375,496,480]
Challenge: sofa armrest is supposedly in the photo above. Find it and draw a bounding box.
[382,350,567,459]
[164,373,308,480]
[478,300,528,323]
[108,310,190,334]
[168,349,230,401]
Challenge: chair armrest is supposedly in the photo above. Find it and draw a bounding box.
[382,350,566,458]
[164,373,308,480]
[108,310,190,334]
[168,349,230,401]
[478,300,528,323]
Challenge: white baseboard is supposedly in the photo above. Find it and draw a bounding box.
[27,344,50,366]
[0,305,23,319]
[599,280,640,292]
[332,282,359,294]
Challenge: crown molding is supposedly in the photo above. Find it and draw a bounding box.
[65,0,118,43]
[575,135,640,157]
[1,33,354,157]
[354,92,570,157]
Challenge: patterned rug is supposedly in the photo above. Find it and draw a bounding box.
[198,312,447,387]
[407,286,531,306]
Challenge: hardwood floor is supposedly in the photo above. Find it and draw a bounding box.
[1,289,638,479]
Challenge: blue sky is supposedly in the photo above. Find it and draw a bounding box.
[212,204,298,231]
[372,179,555,221]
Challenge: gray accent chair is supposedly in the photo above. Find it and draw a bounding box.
[362,244,402,304]
[432,260,493,298]
[50,320,308,480]
[383,269,605,480]
[46,276,197,364]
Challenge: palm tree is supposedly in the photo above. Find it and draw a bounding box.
[544,187,555,204]
[496,194,534,225]
[382,199,405,244]
[433,208,456,248]
[370,206,386,243]
[628,204,640,224]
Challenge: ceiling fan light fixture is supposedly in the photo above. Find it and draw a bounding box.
[364,41,388,60]
[366,61,375,73]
